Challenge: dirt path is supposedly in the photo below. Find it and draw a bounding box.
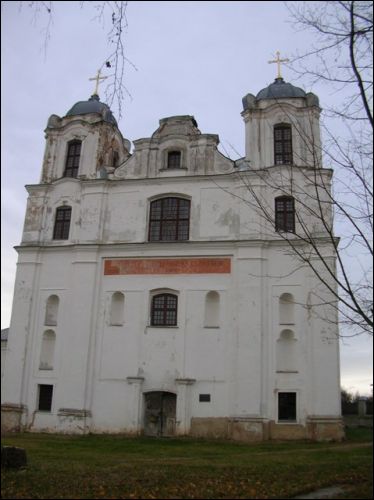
[293,485,345,499]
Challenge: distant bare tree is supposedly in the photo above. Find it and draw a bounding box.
[341,387,359,404]
[19,1,136,120]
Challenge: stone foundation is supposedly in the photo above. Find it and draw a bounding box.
[306,417,345,441]
[1,409,345,441]
[229,417,269,442]
[190,416,344,442]
[190,417,229,439]
[268,421,307,440]
[1,404,27,433]
[56,408,92,434]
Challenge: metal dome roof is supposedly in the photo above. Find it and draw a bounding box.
[256,78,306,100]
[66,94,117,125]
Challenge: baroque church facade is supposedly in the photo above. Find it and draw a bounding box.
[1,74,344,441]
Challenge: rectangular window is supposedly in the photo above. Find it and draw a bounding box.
[53,206,72,240]
[275,197,295,233]
[38,384,53,412]
[167,151,181,169]
[274,125,292,165]
[278,392,296,422]
[199,394,211,402]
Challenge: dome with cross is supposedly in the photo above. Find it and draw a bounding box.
[65,94,117,126]
[256,77,306,100]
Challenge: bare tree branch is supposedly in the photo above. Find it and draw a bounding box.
[22,1,136,120]
[230,0,373,336]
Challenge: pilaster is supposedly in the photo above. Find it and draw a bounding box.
[126,377,145,434]
[175,378,195,435]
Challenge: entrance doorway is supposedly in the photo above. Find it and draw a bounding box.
[144,391,176,437]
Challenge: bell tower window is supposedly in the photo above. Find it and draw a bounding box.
[53,206,72,240]
[64,140,81,178]
[274,124,292,165]
[275,196,295,233]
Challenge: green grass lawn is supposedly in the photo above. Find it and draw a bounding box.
[1,428,372,499]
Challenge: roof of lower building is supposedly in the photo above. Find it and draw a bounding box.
[1,328,9,341]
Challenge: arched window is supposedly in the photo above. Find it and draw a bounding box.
[149,197,190,241]
[64,140,81,178]
[167,151,181,169]
[204,291,220,327]
[110,292,125,326]
[279,293,295,325]
[39,330,56,370]
[45,295,59,326]
[53,206,72,240]
[274,124,292,165]
[275,196,295,233]
[276,329,297,373]
[151,293,178,326]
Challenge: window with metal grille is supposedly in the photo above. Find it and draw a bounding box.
[38,384,53,411]
[53,206,72,240]
[149,197,190,241]
[167,151,181,169]
[64,140,81,178]
[151,293,178,326]
[199,394,211,402]
[278,392,296,421]
[275,196,295,233]
[274,125,292,165]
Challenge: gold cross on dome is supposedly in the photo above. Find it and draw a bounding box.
[268,51,289,79]
[89,69,108,95]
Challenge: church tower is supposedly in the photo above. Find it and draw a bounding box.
[242,77,321,169]
[41,94,130,183]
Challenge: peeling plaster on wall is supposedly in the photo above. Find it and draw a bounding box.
[2,96,342,441]
[217,209,240,234]
[24,204,43,231]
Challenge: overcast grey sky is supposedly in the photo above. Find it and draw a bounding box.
[1,1,372,395]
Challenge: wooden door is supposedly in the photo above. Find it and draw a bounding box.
[144,392,176,437]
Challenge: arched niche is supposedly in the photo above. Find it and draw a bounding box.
[45,295,59,326]
[276,329,298,372]
[204,291,220,328]
[110,292,125,326]
[39,330,56,370]
[279,292,295,325]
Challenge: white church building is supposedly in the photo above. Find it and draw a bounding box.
[1,72,344,441]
